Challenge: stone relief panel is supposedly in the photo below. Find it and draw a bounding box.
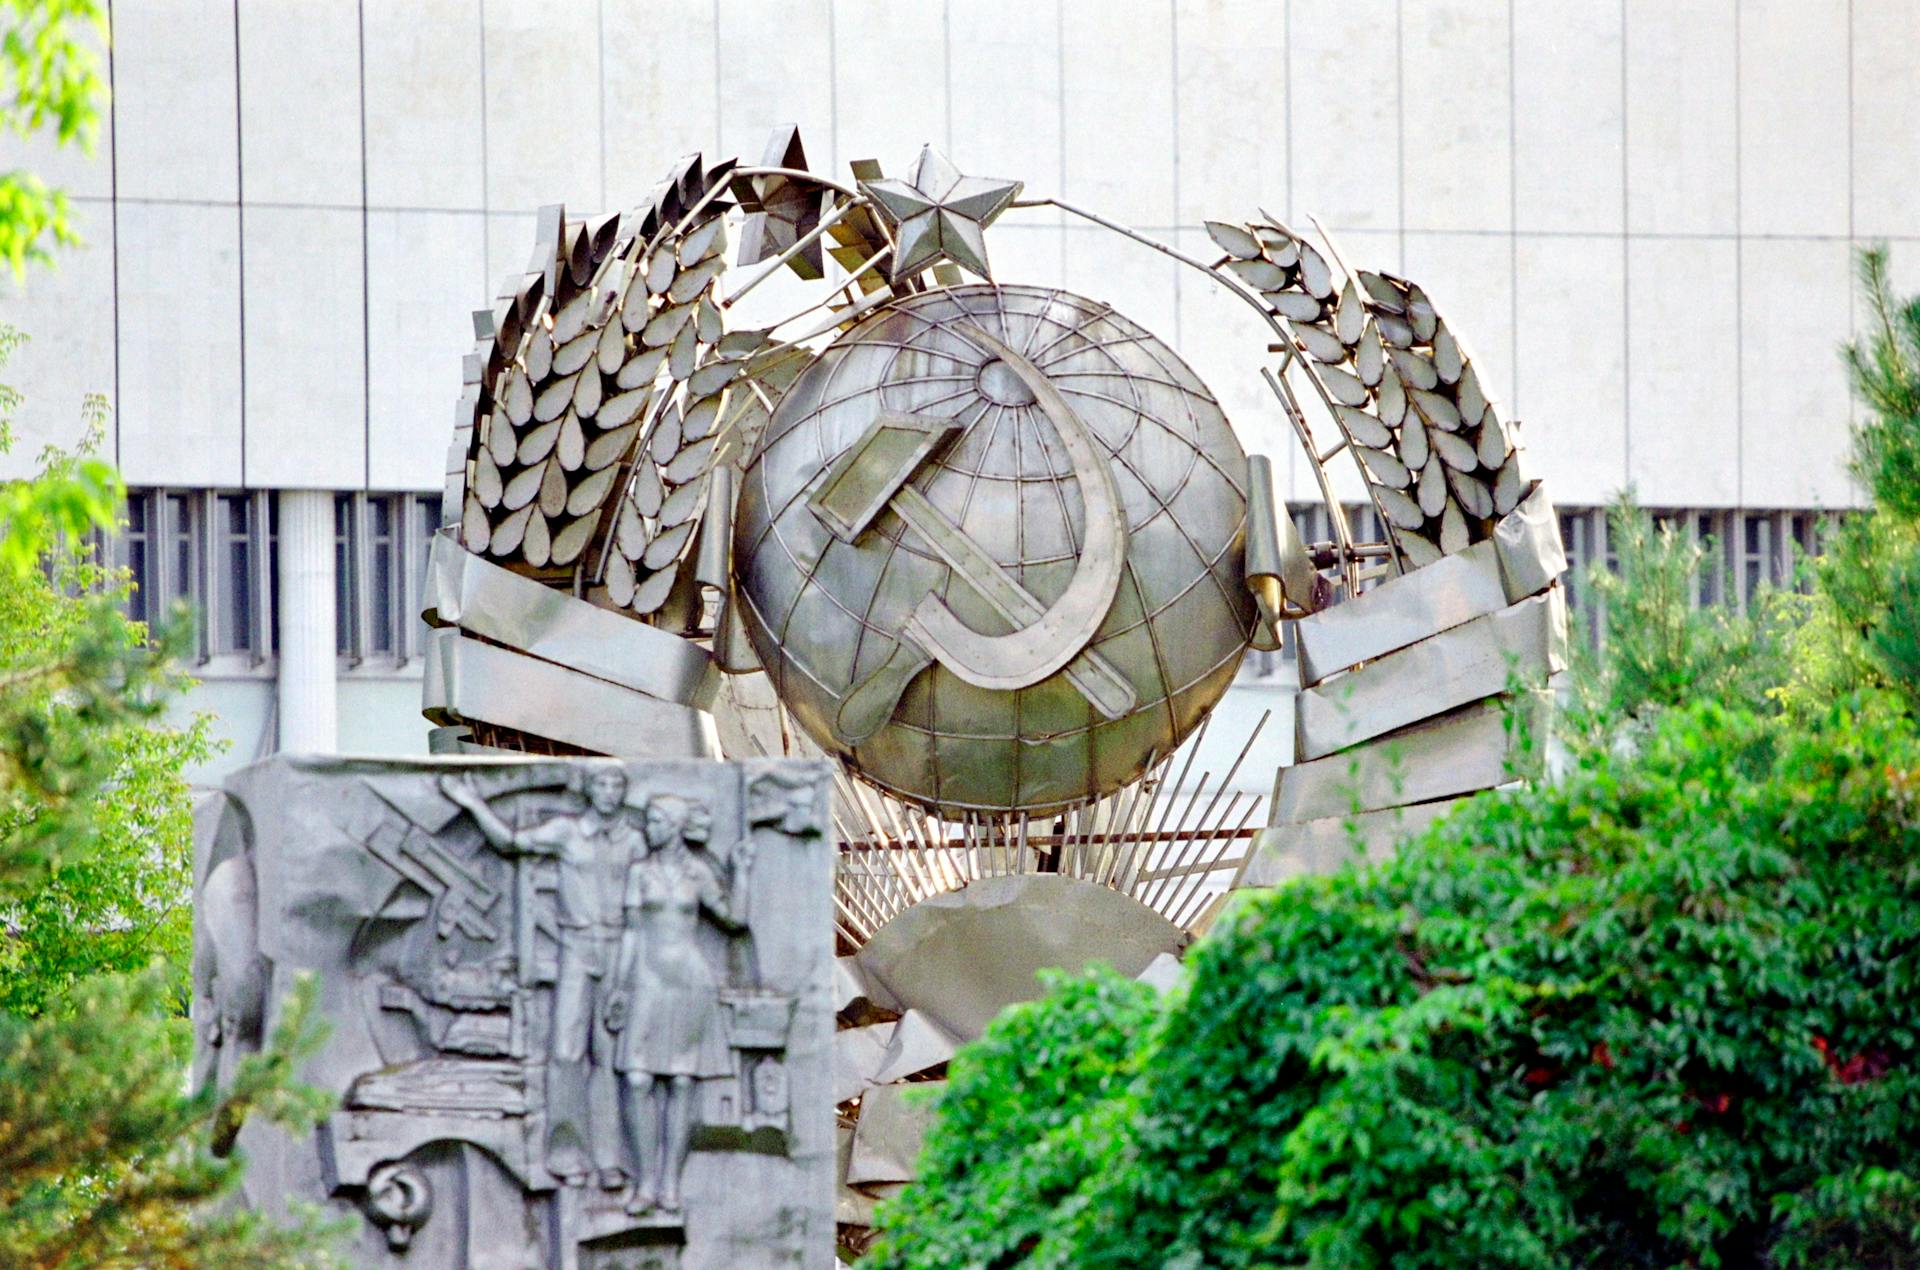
[192,754,833,1269]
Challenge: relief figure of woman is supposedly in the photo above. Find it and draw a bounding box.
[605,794,750,1215]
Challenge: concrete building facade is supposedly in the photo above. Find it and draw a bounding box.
[6,0,1918,784]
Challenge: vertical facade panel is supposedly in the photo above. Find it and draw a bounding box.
[714,0,832,170]
[601,0,720,208]
[1740,237,1857,508]
[1,205,118,478]
[115,199,244,487]
[1624,0,1737,236]
[1287,0,1400,233]
[366,210,487,492]
[1513,0,1623,234]
[948,0,1064,202]
[833,0,949,172]
[1627,237,1739,507]
[1061,0,1174,227]
[1514,234,1627,506]
[1401,0,1511,233]
[1852,0,1920,238]
[1738,0,1849,238]
[241,206,367,488]
[236,0,363,206]
[482,0,605,214]
[364,0,487,212]
[1175,0,1289,227]
[111,0,240,202]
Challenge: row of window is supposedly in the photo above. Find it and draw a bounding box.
[1243,502,1835,678]
[119,489,442,669]
[1557,506,1826,645]
[109,490,1835,675]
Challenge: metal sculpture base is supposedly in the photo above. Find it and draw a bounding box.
[193,754,833,1269]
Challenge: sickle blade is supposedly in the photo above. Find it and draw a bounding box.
[904,321,1131,694]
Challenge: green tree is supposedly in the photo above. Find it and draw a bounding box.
[1778,246,1920,717]
[0,420,339,1265]
[868,699,1920,1270]
[0,973,338,1269]
[0,358,212,1012]
[1568,493,1784,732]
[0,2,338,1263]
[0,0,105,276]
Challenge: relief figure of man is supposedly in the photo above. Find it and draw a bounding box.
[439,768,641,1187]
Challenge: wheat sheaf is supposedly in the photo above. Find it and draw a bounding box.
[1205,214,1529,571]
[448,154,868,628]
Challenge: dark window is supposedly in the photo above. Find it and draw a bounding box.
[369,495,395,654]
[167,493,196,612]
[417,495,443,549]
[268,495,280,652]
[218,494,253,653]
[125,492,151,627]
[1743,514,1767,609]
[335,495,356,657]
[1694,512,1721,609]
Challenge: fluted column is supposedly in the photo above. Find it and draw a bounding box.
[276,490,338,752]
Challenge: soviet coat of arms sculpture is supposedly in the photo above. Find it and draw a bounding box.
[192,755,833,1269]
[413,126,1569,1259]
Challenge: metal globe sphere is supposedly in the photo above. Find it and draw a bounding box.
[732,284,1254,815]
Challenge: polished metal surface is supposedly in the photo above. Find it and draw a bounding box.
[1269,691,1549,826]
[423,529,715,707]
[1243,452,1317,644]
[733,283,1255,815]
[858,147,1022,283]
[899,321,1134,696]
[1493,480,1568,600]
[422,628,721,759]
[1292,481,1565,684]
[423,138,1572,895]
[422,136,1577,1261]
[1293,587,1568,762]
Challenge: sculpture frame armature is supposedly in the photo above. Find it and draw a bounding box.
[193,754,833,1269]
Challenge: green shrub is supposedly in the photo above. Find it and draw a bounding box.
[872,971,1160,1270]
[866,697,1920,1269]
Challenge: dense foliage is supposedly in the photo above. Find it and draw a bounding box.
[0,388,210,1013]
[869,699,1920,1269]
[0,427,339,1263]
[0,974,337,1269]
[865,247,1920,1268]
[0,415,338,1265]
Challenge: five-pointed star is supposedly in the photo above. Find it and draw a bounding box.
[733,124,830,280]
[859,146,1023,283]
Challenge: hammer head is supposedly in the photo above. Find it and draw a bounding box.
[806,411,963,543]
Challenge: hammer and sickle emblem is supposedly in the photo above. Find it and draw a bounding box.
[808,322,1138,745]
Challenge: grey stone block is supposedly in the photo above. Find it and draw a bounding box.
[192,753,834,1269]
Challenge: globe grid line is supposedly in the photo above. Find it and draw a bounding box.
[745,288,1233,568]
[732,281,1251,813]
